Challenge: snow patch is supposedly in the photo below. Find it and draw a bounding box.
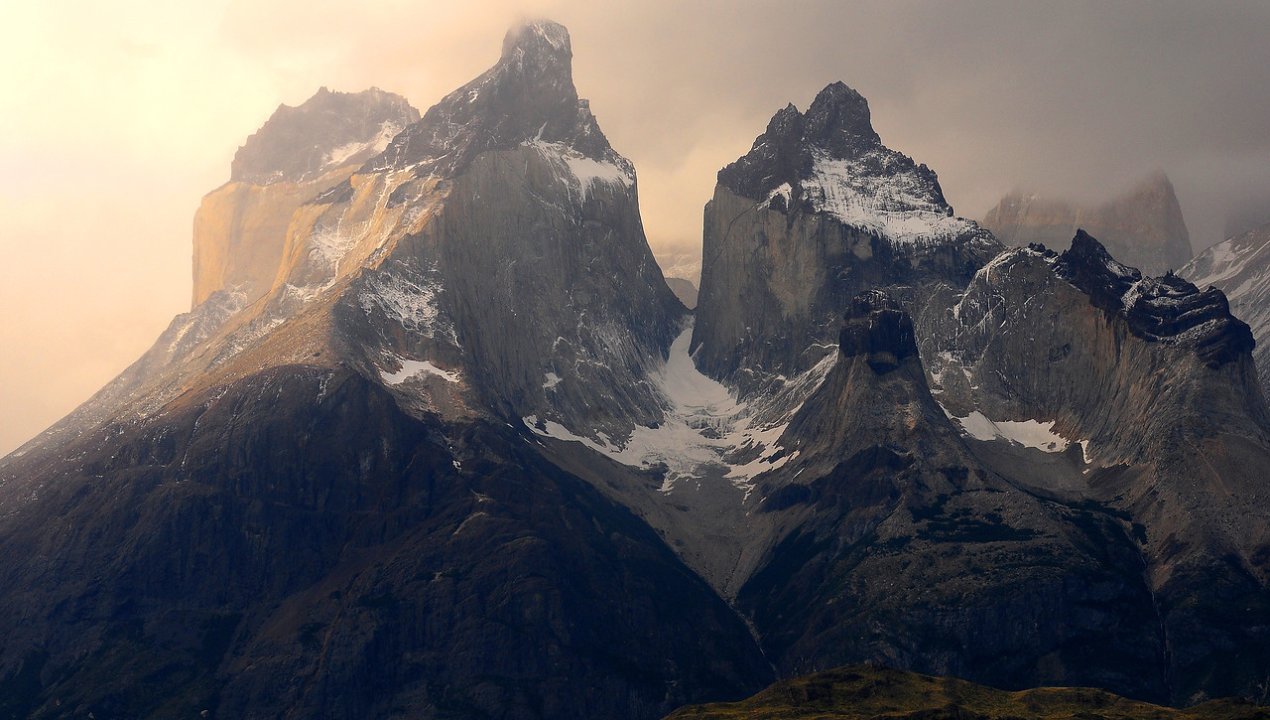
[525,326,833,495]
[941,406,1072,453]
[523,139,633,200]
[800,149,977,246]
[542,372,562,389]
[324,121,403,169]
[381,357,461,385]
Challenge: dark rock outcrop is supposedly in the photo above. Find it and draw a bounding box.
[919,233,1270,704]
[1055,230,1254,368]
[838,290,918,373]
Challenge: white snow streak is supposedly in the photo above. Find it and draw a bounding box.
[380,358,461,385]
[522,139,633,200]
[799,149,977,246]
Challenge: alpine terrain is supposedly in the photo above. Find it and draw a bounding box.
[1181,221,1270,395]
[1,18,1267,720]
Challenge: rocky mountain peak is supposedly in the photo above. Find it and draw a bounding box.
[1056,230,1254,368]
[803,81,881,151]
[1055,229,1142,307]
[230,87,418,185]
[369,18,616,176]
[716,80,953,227]
[838,290,918,374]
[501,18,572,65]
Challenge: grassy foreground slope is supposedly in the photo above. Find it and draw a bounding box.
[665,666,1269,720]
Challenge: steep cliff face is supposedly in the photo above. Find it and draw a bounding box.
[1181,222,1270,395]
[693,82,999,392]
[304,18,686,440]
[981,172,1194,276]
[192,87,420,307]
[735,291,1169,700]
[919,232,1270,703]
[0,20,754,720]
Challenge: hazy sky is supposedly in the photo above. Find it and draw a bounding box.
[3,0,1270,454]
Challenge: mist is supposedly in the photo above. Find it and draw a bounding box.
[3,0,1270,454]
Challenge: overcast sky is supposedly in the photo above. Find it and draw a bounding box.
[3,0,1270,454]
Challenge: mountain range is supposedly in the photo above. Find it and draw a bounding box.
[1,19,1267,720]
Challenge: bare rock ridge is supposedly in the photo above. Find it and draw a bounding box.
[1055,230,1254,368]
[231,86,420,185]
[981,172,1194,276]
[1181,221,1270,394]
[193,87,420,307]
[693,81,999,391]
[364,19,621,180]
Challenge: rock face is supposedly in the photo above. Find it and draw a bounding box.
[693,82,999,392]
[735,291,1173,700]
[3,21,1270,719]
[1181,221,1270,395]
[981,172,1194,276]
[919,232,1270,704]
[0,20,754,720]
[231,87,419,186]
[0,372,769,719]
[192,87,420,307]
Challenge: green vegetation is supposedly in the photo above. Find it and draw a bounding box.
[665,665,1269,720]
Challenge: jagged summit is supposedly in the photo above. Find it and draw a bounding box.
[368,18,621,178]
[502,18,572,60]
[716,80,959,243]
[693,81,997,386]
[1055,230,1254,367]
[801,82,881,151]
[230,87,418,185]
